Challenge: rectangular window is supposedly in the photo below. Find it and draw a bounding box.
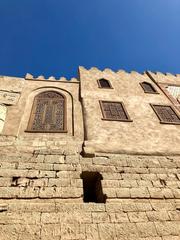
[81,172,106,203]
[151,104,180,124]
[99,101,132,121]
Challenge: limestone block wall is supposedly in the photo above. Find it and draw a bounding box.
[79,67,180,155]
[0,143,179,239]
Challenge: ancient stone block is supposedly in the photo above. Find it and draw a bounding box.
[130,187,150,198]
[115,223,139,237]
[116,188,130,198]
[128,212,148,222]
[98,223,117,240]
[155,221,180,236]
[146,211,170,221]
[136,222,158,237]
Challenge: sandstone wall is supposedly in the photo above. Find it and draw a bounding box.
[0,143,179,239]
[0,69,180,239]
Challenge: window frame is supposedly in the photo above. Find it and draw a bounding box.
[99,100,132,122]
[140,82,159,94]
[97,79,113,89]
[26,91,67,133]
[150,103,180,125]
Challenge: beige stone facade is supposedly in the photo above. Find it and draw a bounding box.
[0,67,180,239]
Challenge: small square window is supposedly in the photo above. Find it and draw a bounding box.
[151,104,180,124]
[99,101,132,122]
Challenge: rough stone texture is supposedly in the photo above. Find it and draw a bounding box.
[0,145,179,239]
[0,67,180,239]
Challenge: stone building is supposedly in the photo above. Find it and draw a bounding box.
[0,66,180,240]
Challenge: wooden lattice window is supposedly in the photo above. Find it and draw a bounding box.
[27,91,67,132]
[98,79,112,89]
[99,101,132,121]
[151,104,180,124]
[140,82,158,94]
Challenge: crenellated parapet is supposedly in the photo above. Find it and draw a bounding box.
[147,70,180,85]
[25,73,79,82]
[79,67,180,84]
[79,66,146,76]
[78,66,157,100]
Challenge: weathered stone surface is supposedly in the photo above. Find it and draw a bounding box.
[155,221,180,236]
[98,223,117,240]
[128,212,148,222]
[115,223,139,237]
[0,90,20,105]
[0,150,179,239]
[0,68,180,239]
[136,222,158,237]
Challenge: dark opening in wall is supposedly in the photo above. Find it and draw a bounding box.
[81,171,106,203]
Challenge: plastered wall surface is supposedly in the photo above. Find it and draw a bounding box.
[1,76,84,151]
[79,67,180,155]
[147,71,180,112]
[0,68,180,239]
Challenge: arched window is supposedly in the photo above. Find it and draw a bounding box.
[27,91,66,132]
[140,82,158,94]
[98,79,112,89]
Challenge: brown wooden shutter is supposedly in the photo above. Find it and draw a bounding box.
[100,101,131,121]
[98,79,112,88]
[152,105,180,124]
[141,82,157,93]
[28,91,66,132]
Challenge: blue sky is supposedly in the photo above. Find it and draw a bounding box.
[0,0,180,79]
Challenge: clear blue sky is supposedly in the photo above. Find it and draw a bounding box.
[0,0,180,79]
